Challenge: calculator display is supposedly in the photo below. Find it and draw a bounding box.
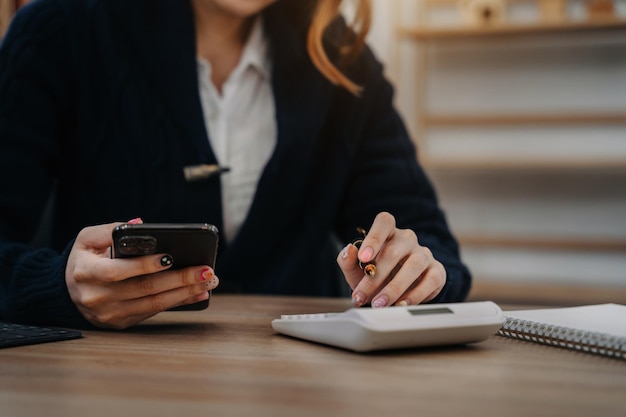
[407,307,453,316]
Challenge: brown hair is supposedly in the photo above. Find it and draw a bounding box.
[307,0,372,95]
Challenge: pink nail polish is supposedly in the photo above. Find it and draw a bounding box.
[127,217,143,225]
[360,247,374,263]
[372,296,388,309]
[201,268,213,281]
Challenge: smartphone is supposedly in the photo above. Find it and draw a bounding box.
[111,223,219,310]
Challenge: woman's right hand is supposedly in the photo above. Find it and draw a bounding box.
[65,222,219,329]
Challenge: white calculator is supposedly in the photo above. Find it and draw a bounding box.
[272,301,504,352]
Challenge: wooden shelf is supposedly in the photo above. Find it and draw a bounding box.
[393,1,626,291]
[457,234,626,252]
[424,113,626,127]
[421,157,626,171]
[398,18,626,41]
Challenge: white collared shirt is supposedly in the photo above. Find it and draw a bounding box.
[196,18,276,243]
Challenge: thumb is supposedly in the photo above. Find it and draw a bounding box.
[336,243,364,290]
[75,222,124,252]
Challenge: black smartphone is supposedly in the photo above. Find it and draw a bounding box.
[111,223,219,310]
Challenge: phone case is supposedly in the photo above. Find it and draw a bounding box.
[112,223,219,310]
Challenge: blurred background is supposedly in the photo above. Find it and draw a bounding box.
[2,0,625,305]
[368,0,626,305]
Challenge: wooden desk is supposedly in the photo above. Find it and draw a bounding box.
[1,295,624,417]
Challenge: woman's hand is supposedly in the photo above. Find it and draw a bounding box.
[65,222,219,329]
[337,212,446,308]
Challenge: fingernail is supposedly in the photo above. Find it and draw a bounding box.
[205,276,219,290]
[396,300,408,307]
[352,291,366,307]
[360,247,374,263]
[127,217,143,224]
[372,295,389,308]
[194,292,210,302]
[200,267,213,281]
[341,244,351,260]
[160,254,173,267]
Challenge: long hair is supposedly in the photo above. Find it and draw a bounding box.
[273,0,371,95]
[308,0,371,95]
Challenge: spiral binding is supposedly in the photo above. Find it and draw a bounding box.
[498,318,626,359]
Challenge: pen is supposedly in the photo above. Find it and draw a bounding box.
[183,164,231,182]
[352,227,376,278]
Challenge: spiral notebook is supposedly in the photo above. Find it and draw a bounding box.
[498,303,626,359]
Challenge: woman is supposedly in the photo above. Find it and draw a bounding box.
[0,0,471,329]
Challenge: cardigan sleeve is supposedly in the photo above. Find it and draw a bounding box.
[334,47,472,303]
[0,2,90,327]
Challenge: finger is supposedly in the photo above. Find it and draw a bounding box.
[71,265,214,316]
[84,277,217,329]
[169,288,213,310]
[349,232,416,307]
[366,244,438,308]
[349,259,406,307]
[337,243,365,290]
[74,222,125,253]
[395,263,446,306]
[75,218,142,254]
[68,221,144,284]
[358,212,396,264]
[74,252,176,284]
[120,281,215,322]
[117,266,217,300]
[369,253,428,308]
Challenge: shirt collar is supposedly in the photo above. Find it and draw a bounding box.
[237,16,271,80]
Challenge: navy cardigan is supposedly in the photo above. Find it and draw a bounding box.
[0,0,471,328]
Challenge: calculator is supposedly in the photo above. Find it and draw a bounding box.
[272,301,504,352]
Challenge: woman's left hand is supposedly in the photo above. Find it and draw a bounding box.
[337,212,446,308]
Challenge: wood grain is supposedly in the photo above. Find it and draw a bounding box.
[1,295,624,417]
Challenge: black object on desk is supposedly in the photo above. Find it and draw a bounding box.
[0,321,82,348]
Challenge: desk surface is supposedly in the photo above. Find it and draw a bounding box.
[1,295,624,417]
